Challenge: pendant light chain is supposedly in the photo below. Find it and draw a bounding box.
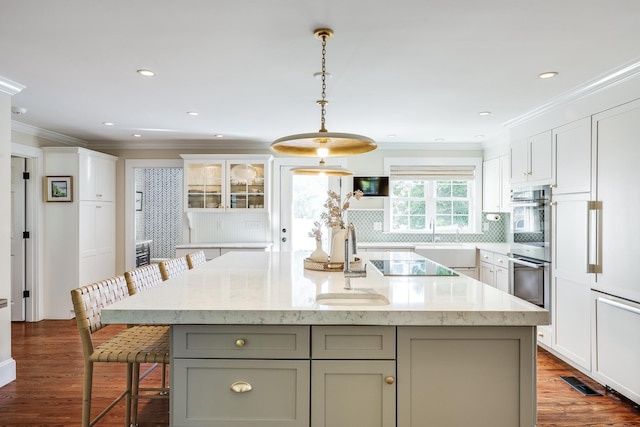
[319,33,328,132]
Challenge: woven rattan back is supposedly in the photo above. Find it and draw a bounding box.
[70,275,128,357]
[124,263,163,296]
[186,250,207,269]
[159,257,189,281]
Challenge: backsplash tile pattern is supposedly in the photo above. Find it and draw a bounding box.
[346,209,508,243]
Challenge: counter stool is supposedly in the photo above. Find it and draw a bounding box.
[159,257,189,281]
[125,263,164,296]
[186,250,207,269]
[71,276,169,427]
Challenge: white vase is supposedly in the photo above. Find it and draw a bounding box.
[309,239,329,262]
[330,227,347,264]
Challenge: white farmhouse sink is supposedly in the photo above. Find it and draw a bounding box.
[316,292,390,306]
[414,244,476,268]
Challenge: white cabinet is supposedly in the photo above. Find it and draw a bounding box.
[551,194,591,370]
[553,117,592,195]
[592,293,640,405]
[181,154,272,212]
[510,130,553,187]
[482,155,510,212]
[78,151,115,201]
[43,147,117,319]
[479,250,509,293]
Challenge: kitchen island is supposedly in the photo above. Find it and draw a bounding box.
[102,251,548,427]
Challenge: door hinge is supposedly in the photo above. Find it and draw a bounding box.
[23,231,30,239]
[23,290,30,298]
[22,171,30,180]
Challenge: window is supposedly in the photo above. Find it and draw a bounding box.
[384,158,482,233]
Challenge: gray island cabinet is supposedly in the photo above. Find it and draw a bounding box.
[102,251,547,427]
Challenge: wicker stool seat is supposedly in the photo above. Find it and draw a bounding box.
[90,324,169,364]
[186,250,207,269]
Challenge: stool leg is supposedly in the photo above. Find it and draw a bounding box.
[125,363,133,427]
[82,360,93,427]
[130,363,140,426]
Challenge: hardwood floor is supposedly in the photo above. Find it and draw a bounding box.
[1,320,639,426]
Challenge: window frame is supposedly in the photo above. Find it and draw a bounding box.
[383,157,483,234]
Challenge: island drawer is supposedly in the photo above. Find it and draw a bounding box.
[172,325,310,359]
[172,358,310,427]
[311,326,396,359]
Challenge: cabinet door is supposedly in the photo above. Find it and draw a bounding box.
[553,117,591,195]
[78,202,97,285]
[172,359,310,427]
[528,130,553,183]
[185,161,225,210]
[79,153,115,201]
[510,139,529,185]
[95,156,115,201]
[94,202,115,280]
[499,155,511,210]
[311,360,395,427]
[552,195,591,369]
[227,161,267,210]
[397,327,536,427]
[480,261,494,287]
[593,293,640,405]
[495,266,509,293]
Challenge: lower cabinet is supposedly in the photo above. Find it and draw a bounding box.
[479,250,509,292]
[172,325,536,427]
[397,326,536,427]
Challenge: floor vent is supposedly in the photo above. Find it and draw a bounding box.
[560,376,602,396]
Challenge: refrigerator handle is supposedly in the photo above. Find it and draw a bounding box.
[588,201,602,273]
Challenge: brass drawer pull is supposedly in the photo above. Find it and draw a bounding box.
[231,381,252,393]
[235,339,246,347]
[385,376,395,385]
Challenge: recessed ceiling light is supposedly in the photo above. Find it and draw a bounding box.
[434,138,445,142]
[132,134,142,138]
[187,111,199,116]
[387,134,396,138]
[137,69,155,77]
[474,134,485,139]
[102,122,114,126]
[478,111,491,116]
[538,71,558,79]
[214,134,224,138]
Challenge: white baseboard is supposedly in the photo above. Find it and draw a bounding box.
[0,357,17,387]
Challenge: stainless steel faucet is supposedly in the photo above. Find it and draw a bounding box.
[344,223,366,289]
[430,217,436,243]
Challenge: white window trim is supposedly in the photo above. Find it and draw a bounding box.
[383,157,483,233]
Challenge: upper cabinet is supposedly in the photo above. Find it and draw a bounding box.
[181,154,272,212]
[78,150,116,201]
[482,155,510,212]
[510,130,553,187]
[552,117,592,195]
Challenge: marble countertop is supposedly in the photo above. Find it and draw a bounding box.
[175,242,273,249]
[102,251,548,327]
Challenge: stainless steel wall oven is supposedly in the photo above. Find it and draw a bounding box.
[509,185,551,309]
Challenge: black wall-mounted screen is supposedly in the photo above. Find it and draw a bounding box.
[353,176,389,197]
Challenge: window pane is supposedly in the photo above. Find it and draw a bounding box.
[453,216,468,227]
[436,201,451,214]
[453,201,469,215]
[452,183,468,197]
[410,201,426,215]
[409,184,425,198]
[436,182,451,197]
[394,215,409,229]
[436,216,451,227]
[410,216,426,229]
[393,200,409,214]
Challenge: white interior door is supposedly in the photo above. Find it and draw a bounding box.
[278,165,343,252]
[11,157,26,321]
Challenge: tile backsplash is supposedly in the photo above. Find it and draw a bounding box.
[346,209,508,243]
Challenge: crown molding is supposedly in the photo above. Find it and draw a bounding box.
[504,57,640,129]
[87,139,271,151]
[375,141,483,151]
[12,120,88,147]
[0,76,25,95]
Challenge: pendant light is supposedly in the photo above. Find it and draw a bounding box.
[290,158,353,176]
[270,28,377,158]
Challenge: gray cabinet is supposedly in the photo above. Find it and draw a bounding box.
[311,326,396,427]
[397,326,536,427]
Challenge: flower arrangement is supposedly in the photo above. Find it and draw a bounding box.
[320,189,363,230]
[308,221,323,242]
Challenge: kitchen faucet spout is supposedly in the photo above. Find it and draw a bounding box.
[344,223,366,289]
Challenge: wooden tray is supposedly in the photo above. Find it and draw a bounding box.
[304,257,362,272]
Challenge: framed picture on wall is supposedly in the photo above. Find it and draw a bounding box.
[135,191,143,211]
[45,176,73,202]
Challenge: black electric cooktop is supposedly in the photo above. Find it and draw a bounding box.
[370,259,458,277]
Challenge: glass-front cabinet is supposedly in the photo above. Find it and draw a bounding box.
[181,154,272,212]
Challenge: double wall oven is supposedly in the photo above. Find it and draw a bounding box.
[508,185,551,309]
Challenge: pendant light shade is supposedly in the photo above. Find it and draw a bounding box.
[271,28,376,157]
[291,159,353,176]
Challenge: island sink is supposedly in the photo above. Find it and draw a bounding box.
[316,292,390,306]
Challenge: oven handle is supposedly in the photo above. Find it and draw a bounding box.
[508,257,548,269]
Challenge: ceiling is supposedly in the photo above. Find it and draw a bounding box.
[2,0,640,150]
